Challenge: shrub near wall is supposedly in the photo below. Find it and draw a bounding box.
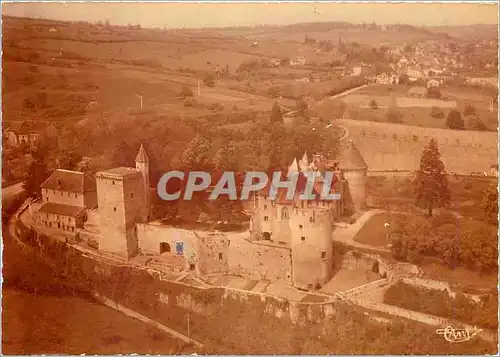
[383,282,498,330]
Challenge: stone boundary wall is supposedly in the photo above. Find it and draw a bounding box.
[400,277,482,303]
[160,282,339,325]
[339,278,389,298]
[353,298,496,342]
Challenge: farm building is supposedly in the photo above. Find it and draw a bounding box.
[407,87,427,98]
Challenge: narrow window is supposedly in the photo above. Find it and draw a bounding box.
[112,181,115,185]
[321,251,326,259]
[131,193,134,198]
[113,207,117,212]
[218,253,223,260]
[299,224,303,229]
[301,236,305,242]
[264,216,269,221]
[264,204,267,209]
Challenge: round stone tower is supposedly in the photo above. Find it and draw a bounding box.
[289,202,333,290]
[337,139,368,212]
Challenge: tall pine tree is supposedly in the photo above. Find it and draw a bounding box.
[414,138,450,216]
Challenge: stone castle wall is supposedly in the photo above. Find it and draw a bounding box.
[227,235,292,282]
[339,119,498,174]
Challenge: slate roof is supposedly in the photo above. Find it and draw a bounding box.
[6,121,54,135]
[38,202,85,217]
[41,169,96,193]
[135,144,149,163]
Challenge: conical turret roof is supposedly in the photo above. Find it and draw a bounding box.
[337,139,367,171]
[287,158,299,177]
[135,143,149,163]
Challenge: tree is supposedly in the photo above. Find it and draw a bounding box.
[398,73,410,85]
[213,142,238,171]
[483,186,498,224]
[270,102,283,124]
[414,138,450,216]
[203,73,215,87]
[464,104,476,116]
[23,145,49,198]
[467,116,487,131]
[112,140,135,167]
[181,135,212,170]
[296,98,308,115]
[179,86,194,98]
[426,87,441,99]
[446,109,464,130]
[369,99,378,110]
[56,150,82,171]
[386,109,403,123]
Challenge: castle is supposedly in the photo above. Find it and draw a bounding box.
[36,140,368,291]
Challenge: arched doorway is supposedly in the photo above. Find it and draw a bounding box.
[159,242,171,254]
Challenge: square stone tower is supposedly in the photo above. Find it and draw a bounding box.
[96,167,148,259]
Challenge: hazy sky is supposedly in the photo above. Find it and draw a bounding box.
[2,2,498,29]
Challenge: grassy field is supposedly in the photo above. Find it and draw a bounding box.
[343,84,497,131]
[354,212,404,247]
[2,288,190,355]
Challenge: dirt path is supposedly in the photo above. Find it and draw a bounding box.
[332,209,390,253]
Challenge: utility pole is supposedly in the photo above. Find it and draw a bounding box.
[187,312,191,343]
[136,94,143,109]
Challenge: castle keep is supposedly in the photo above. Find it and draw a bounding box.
[35,140,368,291]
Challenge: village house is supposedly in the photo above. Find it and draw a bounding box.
[406,68,425,82]
[38,169,98,233]
[489,164,498,177]
[4,121,58,148]
[374,72,398,85]
[427,79,440,88]
[289,56,306,66]
[465,77,498,89]
[269,58,281,67]
[407,86,427,99]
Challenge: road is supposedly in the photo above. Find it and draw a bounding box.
[2,182,25,201]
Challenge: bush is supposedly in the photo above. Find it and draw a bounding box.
[386,110,403,123]
[464,104,476,116]
[179,86,194,98]
[426,87,441,99]
[446,109,464,130]
[267,87,280,98]
[430,106,444,118]
[467,116,487,131]
[183,98,198,107]
[207,103,224,111]
[203,73,215,87]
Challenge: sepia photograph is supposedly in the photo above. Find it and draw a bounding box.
[1,1,499,355]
